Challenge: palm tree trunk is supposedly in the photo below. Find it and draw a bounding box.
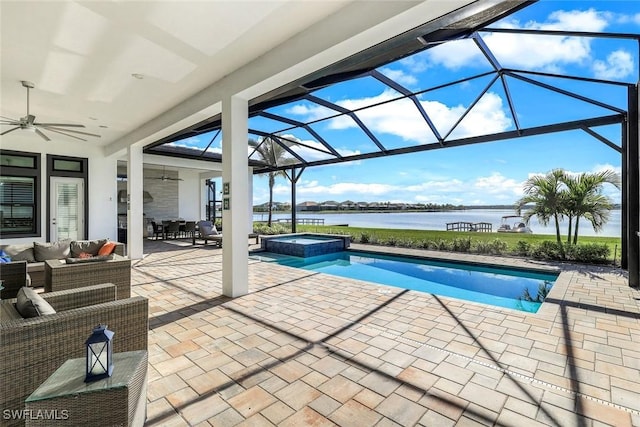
[554,213,562,244]
[573,217,580,245]
[566,215,573,244]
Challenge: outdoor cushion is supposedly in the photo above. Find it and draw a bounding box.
[98,241,117,256]
[34,240,71,262]
[199,222,218,236]
[65,255,113,264]
[15,287,56,318]
[1,244,36,263]
[70,239,107,257]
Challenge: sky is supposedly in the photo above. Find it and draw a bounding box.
[176,1,639,206]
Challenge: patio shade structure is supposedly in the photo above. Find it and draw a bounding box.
[145,9,640,286]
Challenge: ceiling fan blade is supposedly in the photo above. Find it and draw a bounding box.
[34,128,51,142]
[35,122,85,128]
[0,120,20,125]
[1,116,18,121]
[43,126,101,138]
[44,127,87,141]
[1,126,21,136]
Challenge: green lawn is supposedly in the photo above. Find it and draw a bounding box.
[294,224,622,263]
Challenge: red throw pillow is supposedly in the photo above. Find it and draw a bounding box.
[78,252,92,259]
[98,242,117,256]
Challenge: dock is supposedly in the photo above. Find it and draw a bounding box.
[446,221,492,232]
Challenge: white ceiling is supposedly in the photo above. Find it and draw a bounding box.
[0,0,477,155]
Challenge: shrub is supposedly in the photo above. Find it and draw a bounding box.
[452,237,472,252]
[359,232,370,244]
[515,240,531,256]
[565,243,610,263]
[530,241,565,260]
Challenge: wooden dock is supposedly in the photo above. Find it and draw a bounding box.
[446,221,492,232]
[274,218,325,225]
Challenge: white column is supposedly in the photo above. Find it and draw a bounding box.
[222,95,249,297]
[248,167,254,231]
[127,145,144,259]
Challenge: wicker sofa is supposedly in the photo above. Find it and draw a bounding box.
[0,239,125,288]
[0,260,31,299]
[0,283,148,426]
[45,255,131,300]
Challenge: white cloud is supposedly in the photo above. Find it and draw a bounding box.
[379,67,418,87]
[295,89,511,144]
[424,9,611,74]
[472,172,522,196]
[593,50,634,79]
[268,172,524,205]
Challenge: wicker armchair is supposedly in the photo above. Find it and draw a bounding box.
[0,261,32,299]
[45,255,131,299]
[0,283,148,426]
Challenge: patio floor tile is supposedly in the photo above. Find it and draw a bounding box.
[135,240,640,426]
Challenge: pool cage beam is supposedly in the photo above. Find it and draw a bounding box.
[283,167,305,233]
[625,85,639,287]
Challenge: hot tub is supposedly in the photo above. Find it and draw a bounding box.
[260,233,350,257]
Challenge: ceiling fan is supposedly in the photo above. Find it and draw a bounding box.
[0,80,101,142]
[146,166,183,182]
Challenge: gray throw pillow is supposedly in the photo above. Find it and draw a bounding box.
[15,287,56,318]
[2,244,36,263]
[199,222,218,236]
[70,239,107,257]
[34,240,71,262]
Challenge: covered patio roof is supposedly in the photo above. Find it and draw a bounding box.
[144,5,639,286]
[145,19,637,176]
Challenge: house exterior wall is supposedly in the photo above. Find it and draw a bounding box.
[0,134,118,245]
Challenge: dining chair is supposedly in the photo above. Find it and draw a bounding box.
[165,221,180,239]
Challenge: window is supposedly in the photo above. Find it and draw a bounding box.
[0,150,40,237]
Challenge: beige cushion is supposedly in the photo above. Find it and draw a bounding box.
[1,244,36,263]
[15,287,56,318]
[70,239,107,257]
[33,240,71,262]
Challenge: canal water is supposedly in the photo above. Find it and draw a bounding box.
[254,208,622,237]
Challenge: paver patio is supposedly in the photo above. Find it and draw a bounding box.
[134,239,640,426]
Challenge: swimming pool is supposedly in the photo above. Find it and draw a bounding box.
[255,250,558,313]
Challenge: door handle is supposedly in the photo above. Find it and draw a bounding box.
[52,218,57,225]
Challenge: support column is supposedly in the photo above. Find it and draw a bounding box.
[248,167,254,232]
[126,145,144,260]
[222,95,249,297]
[627,85,639,287]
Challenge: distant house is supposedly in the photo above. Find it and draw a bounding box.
[340,200,357,210]
[319,200,340,210]
[297,201,320,212]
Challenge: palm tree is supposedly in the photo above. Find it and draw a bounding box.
[249,135,291,226]
[562,170,620,244]
[516,169,567,245]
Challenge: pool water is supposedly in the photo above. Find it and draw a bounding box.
[256,251,558,313]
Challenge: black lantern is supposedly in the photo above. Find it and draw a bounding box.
[85,324,114,382]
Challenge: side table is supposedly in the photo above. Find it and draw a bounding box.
[25,350,148,426]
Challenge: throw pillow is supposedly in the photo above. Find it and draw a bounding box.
[15,287,56,318]
[0,250,10,263]
[2,244,36,262]
[98,241,117,256]
[33,240,72,262]
[70,239,107,257]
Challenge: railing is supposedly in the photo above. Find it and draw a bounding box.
[273,218,325,225]
[446,222,492,232]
